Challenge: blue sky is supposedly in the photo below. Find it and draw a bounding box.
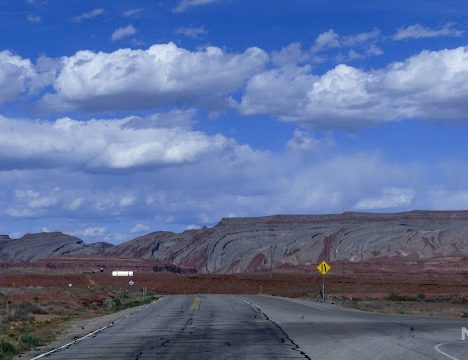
[1,0,468,243]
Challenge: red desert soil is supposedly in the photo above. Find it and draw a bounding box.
[0,271,467,300]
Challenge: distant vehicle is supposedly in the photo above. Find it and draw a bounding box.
[112,271,134,277]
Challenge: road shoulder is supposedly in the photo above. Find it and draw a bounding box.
[17,298,163,360]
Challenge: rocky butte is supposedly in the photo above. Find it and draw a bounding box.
[1,211,467,274]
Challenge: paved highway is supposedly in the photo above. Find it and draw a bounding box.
[37,295,467,360]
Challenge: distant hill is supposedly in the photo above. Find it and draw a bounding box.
[2,211,468,274]
[107,211,468,273]
[0,232,113,262]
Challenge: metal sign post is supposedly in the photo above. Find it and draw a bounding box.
[128,280,135,294]
[316,261,331,303]
[322,276,325,303]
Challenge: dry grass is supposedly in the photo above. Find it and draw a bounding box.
[0,289,157,359]
[331,293,468,318]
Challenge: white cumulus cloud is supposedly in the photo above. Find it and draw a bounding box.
[354,188,415,210]
[111,25,137,41]
[311,28,382,62]
[0,111,257,172]
[240,46,468,128]
[0,51,36,105]
[38,42,267,112]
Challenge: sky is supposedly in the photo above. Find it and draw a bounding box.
[1,0,468,243]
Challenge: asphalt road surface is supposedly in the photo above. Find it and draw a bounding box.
[38,295,467,360]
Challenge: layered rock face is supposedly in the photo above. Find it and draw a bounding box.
[107,211,468,273]
[0,232,113,262]
[2,211,468,273]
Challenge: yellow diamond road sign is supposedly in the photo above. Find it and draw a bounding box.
[316,261,331,276]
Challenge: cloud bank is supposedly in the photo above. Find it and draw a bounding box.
[0,111,253,172]
[2,42,468,129]
[38,43,267,112]
[240,46,468,128]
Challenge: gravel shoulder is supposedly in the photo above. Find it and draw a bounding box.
[16,299,161,360]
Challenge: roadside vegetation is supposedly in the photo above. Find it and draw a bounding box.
[331,293,468,318]
[0,290,157,359]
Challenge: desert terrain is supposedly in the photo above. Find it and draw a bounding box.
[1,211,468,358]
[1,269,467,359]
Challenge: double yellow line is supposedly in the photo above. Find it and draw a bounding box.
[191,295,201,310]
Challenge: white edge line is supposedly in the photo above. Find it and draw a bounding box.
[241,298,256,307]
[241,298,264,313]
[434,341,467,360]
[29,296,165,360]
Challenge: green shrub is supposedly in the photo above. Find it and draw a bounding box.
[416,293,426,301]
[0,339,18,360]
[122,300,141,309]
[103,295,156,311]
[388,292,402,301]
[462,312,468,318]
[387,292,416,301]
[20,334,41,349]
[103,298,122,310]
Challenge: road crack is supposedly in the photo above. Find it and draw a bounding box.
[242,299,312,360]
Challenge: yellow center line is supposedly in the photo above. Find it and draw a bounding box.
[191,295,201,310]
